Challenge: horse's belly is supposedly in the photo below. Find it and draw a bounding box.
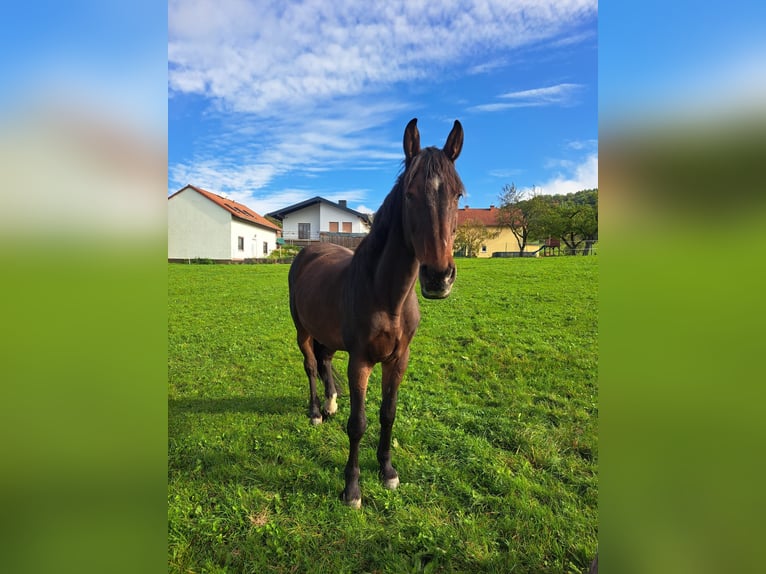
[294,288,346,351]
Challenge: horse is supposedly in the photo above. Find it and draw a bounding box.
[288,118,464,508]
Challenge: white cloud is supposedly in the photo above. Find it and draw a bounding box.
[566,138,598,150]
[489,168,524,179]
[248,189,316,216]
[538,153,598,195]
[169,160,280,195]
[468,58,509,75]
[168,0,597,207]
[500,83,582,101]
[169,0,597,113]
[470,83,585,113]
[168,100,408,196]
[469,101,545,113]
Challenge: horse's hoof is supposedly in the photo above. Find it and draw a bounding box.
[383,476,400,490]
[310,415,323,426]
[340,490,362,509]
[344,496,362,509]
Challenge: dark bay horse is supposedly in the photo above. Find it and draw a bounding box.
[288,118,464,508]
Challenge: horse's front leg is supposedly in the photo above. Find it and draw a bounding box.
[341,355,372,509]
[378,347,409,490]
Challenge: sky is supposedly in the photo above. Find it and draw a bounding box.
[168,0,598,216]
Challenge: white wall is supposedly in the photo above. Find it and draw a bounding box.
[169,187,279,260]
[320,204,368,233]
[168,188,231,259]
[283,205,321,240]
[230,218,278,259]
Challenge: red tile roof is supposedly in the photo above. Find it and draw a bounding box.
[457,206,503,227]
[169,185,281,233]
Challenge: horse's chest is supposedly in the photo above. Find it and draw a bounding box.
[364,312,417,362]
[369,328,399,361]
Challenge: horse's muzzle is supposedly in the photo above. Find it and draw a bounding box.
[419,263,456,299]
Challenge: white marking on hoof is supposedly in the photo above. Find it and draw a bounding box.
[344,496,362,509]
[310,415,323,426]
[324,393,338,415]
[383,476,400,490]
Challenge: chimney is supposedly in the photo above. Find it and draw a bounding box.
[490,204,495,209]
[338,199,347,208]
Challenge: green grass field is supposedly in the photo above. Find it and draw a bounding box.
[168,256,598,573]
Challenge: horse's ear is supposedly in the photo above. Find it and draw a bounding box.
[443,120,463,162]
[403,118,420,163]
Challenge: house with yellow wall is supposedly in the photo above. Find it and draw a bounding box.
[456,205,541,258]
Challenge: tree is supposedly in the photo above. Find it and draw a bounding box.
[496,183,550,253]
[454,219,499,257]
[572,189,598,255]
[539,189,598,255]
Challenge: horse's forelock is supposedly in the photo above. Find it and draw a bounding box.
[402,147,464,195]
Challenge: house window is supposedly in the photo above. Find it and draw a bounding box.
[342,221,352,233]
[237,236,244,250]
[329,221,339,232]
[298,223,311,239]
[481,245,487,253]
[263,242,268,255]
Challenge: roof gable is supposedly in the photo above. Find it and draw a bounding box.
[457,206,502,227]
[169,185,281,232]
[267,196,371,224]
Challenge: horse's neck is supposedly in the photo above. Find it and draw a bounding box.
[353,197,418,315]
[375,224,418,312]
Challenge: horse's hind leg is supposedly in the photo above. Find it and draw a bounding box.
[297,329,323,425]
[314,341,338,418]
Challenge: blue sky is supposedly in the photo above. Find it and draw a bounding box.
[599,1,766,126]
[168,0,598,216]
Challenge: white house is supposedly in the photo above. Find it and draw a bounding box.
[267,197,371,242]
[168,184,281,261]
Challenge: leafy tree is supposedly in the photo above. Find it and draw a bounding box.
[553,189,598,255]
[454,219,499,257]
[497,183,533,252]
[536,189,598,254]
[497,186,598,255]
[496,184,555,252]
[572,189,598,255]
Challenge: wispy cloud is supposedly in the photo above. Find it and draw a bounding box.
[500,83,583,101]
[488,168,524,179]
[565,138,598,150]
[168,100,406,197]
[169,1,596,114]
[470,83,585,113]
[168,0,597,207]
[468,58,509,75]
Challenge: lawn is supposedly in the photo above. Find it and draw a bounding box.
[168,256,598,573]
